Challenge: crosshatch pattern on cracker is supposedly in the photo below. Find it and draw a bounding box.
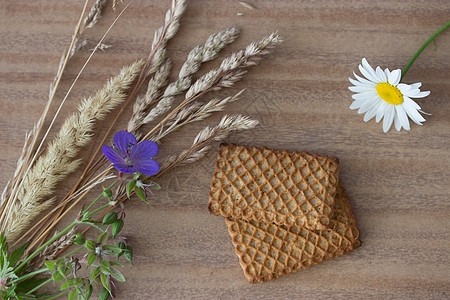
[209,144,340,230]
[225,183,361,283]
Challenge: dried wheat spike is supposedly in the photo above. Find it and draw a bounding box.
[209,144,339,230]
[225,183,361,283]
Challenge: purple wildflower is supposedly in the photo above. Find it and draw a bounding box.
[102,131,160,176]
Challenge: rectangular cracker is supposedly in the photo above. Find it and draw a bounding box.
[209,144,340,230]
[225,183,361,283]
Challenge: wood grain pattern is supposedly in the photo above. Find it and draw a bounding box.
[1,0,449,299]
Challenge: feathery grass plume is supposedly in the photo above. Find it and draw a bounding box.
[3,60,144,242]
[141,27,240,129]
[0,0,95,231]
[1,0,108,208]
[154,89,245,141]
[160,114,259,171]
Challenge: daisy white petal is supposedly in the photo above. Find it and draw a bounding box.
[394,112,401,131]
[387,69,401,86]
[383,105,395,133]
[375,101,389,123]
[395,105,410,130]
[359,62,379,83]
[403,98,426,124]
[361,58,379,80]
[376,66,387,82]
[353,72,377,86]
[349,85,371,93]
[358,95,380,114]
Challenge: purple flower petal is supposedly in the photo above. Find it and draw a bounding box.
[102,145,125,165]
[134,159,160,176]
[114,131,137,157]
[114,163,136,174]
[130,140,159,161]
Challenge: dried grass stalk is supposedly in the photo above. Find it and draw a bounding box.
[142,32,281,142]
[154,89,245,141]
[139,27,240,130]
[160,114,259,171]
[3,60,144,242]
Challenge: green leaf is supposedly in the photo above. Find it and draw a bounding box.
[52,271,64,282]
[45,261,56,271]
[57,264,69,278]
[100,273,111,293]
[126,181,137,199]
[151,182,161,190]
[0,233,8,254]
[60,278,83,290]
[102,212,118,225]
[90,267,101,284]
[109,261,124,267]
[135,186,147,203]
[98,288,111,300]
[15,278,48,293]
[124,246,133,264]
[110,268,125,282]
[112,219,124,238]
[68,290,77,300]
[10,241,29,267]
[100,258,111,269]
[103,245,122,255]
[85,240,96,251]
[87,252,97,266]
[73,234,85,246]
[100,266,111,275]
[97,231,108,244]
[84,284,93,300]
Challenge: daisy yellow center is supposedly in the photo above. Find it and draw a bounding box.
[376,83,404,105]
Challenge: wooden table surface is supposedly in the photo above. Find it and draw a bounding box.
[1,0,449,299]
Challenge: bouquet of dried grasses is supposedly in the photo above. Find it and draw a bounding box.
[0,0,281,298]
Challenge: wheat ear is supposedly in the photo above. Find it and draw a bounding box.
[160,114,259,172]
[136,27,240,132]
[3,60,144,242]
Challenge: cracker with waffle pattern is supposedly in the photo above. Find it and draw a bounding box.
[208,144,340,230]
[225,183,361,283]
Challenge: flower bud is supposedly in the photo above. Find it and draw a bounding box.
[73,234,86,245]
[102,211,118,225]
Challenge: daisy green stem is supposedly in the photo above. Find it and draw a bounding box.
[402,21,450,79]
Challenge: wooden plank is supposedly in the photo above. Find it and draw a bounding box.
[1,0,449,298]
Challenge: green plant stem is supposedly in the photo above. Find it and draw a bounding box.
[11,267,49,284]
[87,203,111,218]
[14,220,78,274]
[42,290,69,300]
[84,180,118,212]
[25,277,53,295]
[402,21,450,79]
[63,245,84,258]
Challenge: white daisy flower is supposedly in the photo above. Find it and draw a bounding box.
[348,58,430,133]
